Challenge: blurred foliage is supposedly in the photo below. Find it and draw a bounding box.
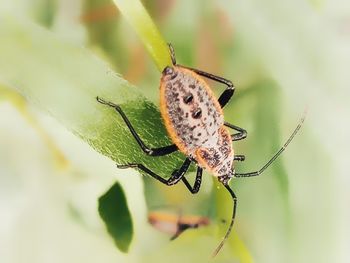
[111,0,172,71]
[82,0,127,72]
[0,0,346,262]
[31,0,57,27]
[0,85,69,170]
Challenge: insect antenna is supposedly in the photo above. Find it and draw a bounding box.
[212,183,237,257]
[213,109,307,257]
[235,109,307,178]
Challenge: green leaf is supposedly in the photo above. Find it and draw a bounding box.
[98,182,133,252]
[0,14,184,178]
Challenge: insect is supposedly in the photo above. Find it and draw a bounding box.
[148,210,210,240]
[96,43,306,256]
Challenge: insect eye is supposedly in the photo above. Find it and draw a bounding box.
[192,108,202,119]
[183,93,193,104]
[163,66,174,75]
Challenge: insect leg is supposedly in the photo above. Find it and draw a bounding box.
[181,167,203,194]
[212,184,237,257]
[235,111,306,178]
[167,44,235,108]
[234,155,245,161]
[176,65,235,108]
[97,97,178,156]
[170,222,198,240]
[224,122,247,141]
[117,158,191,186]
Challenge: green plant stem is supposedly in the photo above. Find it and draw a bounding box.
[112,0,172,71]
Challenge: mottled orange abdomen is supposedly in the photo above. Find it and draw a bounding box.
[160,66,234,177]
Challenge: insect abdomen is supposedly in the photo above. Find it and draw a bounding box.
[196,127,234,177]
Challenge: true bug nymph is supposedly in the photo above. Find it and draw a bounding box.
[97,44,305,256]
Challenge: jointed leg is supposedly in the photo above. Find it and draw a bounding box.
[167,43,235,108]
[234,110,306,178]
[170,222,199,241]
[224,121,247,142]
[182,167,203,194]
[234,155,245,162]
[97,97,177,156]
[118,158,192,186]
[212,184,237,257]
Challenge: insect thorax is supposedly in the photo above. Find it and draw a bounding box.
[160,66,234,177]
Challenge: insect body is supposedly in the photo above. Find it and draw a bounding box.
[160,66,234,180]
[96,44,305,256]
[148,210,210,240]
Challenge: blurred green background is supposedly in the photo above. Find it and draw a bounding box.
[0,0,349,262]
